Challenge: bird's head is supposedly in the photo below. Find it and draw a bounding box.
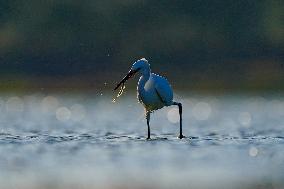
[114,58,150,91]
[131,58,150,73]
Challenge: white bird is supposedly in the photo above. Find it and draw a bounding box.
[114,58,184,139]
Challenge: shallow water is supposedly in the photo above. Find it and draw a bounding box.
[0,93,284,189]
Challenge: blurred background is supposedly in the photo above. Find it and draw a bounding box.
[0,0,283,93]
[1,1,284,189]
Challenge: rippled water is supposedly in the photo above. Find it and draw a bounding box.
[0,93,284,189]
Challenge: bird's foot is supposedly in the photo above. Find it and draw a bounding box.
[178,134,184,139]
[146,136,151,140]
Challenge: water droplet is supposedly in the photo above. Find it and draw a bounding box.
[117,84,126,97]
[113,83,126,102]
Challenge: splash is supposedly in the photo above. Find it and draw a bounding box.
[112,83,126,103]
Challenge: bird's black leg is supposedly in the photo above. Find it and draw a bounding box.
[173,102,184,139]
[146,111,151,140]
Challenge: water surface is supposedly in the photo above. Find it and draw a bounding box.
[0,93,284,189]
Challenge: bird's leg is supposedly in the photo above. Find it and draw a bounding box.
[178,102,184,139]
[146,111,151,140]
[173,102,184,139]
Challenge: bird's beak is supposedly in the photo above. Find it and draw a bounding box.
[114,69,139,90]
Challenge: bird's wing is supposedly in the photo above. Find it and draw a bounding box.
[154,76,173,105]
[155,88,166,104]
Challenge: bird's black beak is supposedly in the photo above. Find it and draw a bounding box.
[114,69,139,90]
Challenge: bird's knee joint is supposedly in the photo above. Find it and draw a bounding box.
[177,103,182,113]
[175,102,182,108]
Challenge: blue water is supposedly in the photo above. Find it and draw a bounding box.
[0,93,284,189]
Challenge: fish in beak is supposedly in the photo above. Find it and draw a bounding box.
[114,69,139,91]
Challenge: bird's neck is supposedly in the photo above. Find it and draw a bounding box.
[141,67,151,79]
[138,71,151,90]
[141,70,150,81]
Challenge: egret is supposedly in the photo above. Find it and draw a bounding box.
[114,58,184,139]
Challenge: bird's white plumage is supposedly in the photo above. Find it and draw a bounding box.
[132,59,174,112]
[114,58,184,139]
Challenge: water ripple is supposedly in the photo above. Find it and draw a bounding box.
[0,132,283,145]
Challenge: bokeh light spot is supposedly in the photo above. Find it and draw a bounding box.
[70,104,86,121]
[192,102,212,121]
[6,96,24,112]
[167,107,179,124]
[238,112,251,127]
[56,107,71,122]
[41,96,59,113]
[249,146,258,157]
